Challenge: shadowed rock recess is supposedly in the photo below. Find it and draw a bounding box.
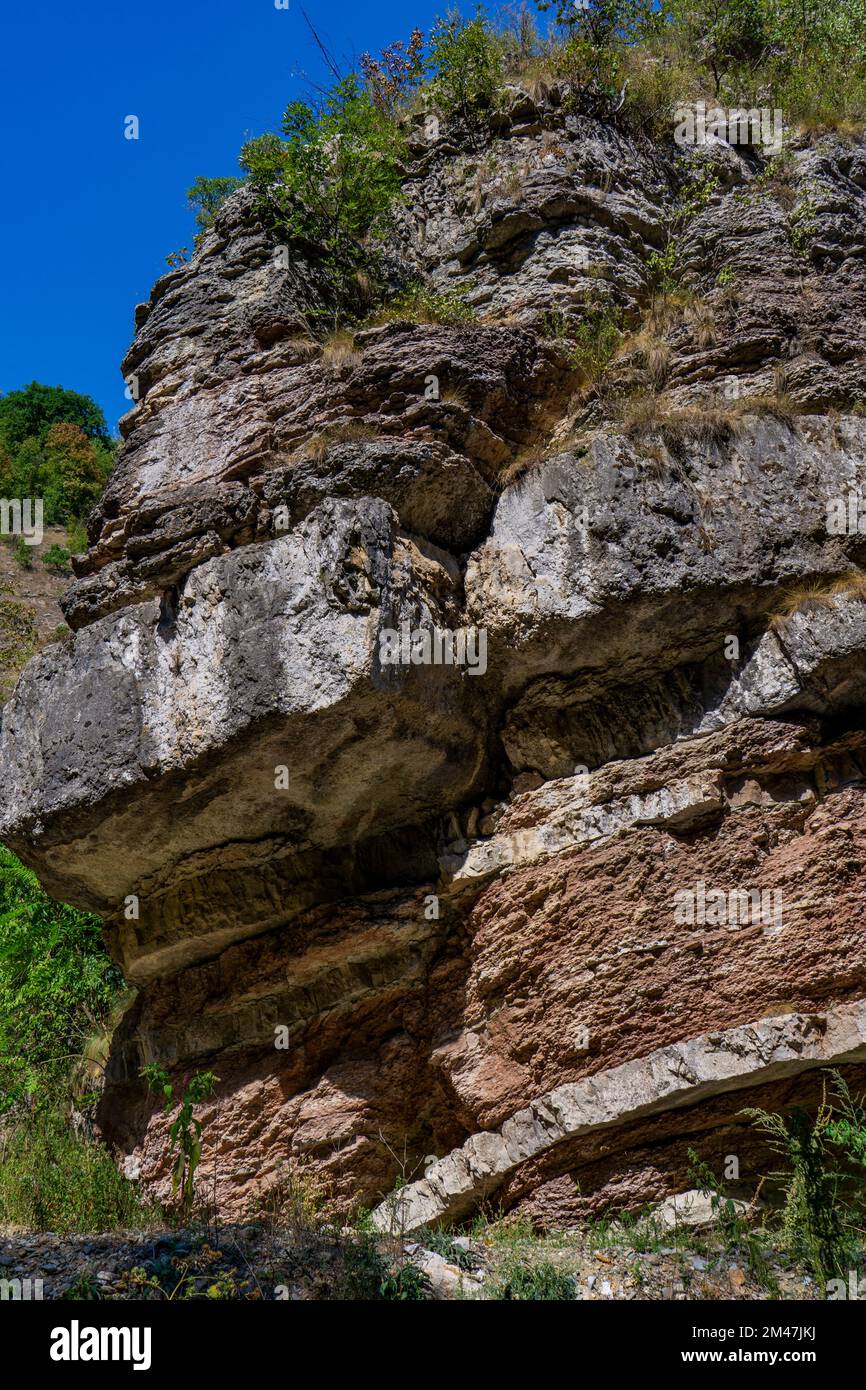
[5,93,866,1227]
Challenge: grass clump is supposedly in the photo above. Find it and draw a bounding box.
[769,569,866,629]
[0,846,145,1234]
[568,305,624,382]
[0,1100,157,1233]
[371,283,476,327]
[489,1257,576,1300]
[41,543,71,574]
[621,396,737,454]
[321,328,362,370]
[0,601,37,698]
[416,1226,478,1271]
[293,421,381,463]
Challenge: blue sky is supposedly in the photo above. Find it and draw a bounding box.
[0,0,445,432]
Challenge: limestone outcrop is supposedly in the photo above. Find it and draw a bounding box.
[4,92,866,1224]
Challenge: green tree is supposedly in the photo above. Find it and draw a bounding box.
[0,383,108,451]
[539,0,658,45]
[142,1065,219,1218]
[41,422,112,523]
[535,0,660,115]
[770,0,866,69]
[663,0,771,94]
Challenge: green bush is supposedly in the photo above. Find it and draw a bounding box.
[0,600,37,695]
[12,538,32,570]
[416,1226,477,1270]
[0,846,123,1110]
[339,1234,429,1299]
[373,282,475,326]
[240,76,404,299]
[742,1072,866,1285]
[142,1065,218,1220]
[568,304,623,379]
[186,175,244,231]
[664,0,770,97]
[491,1258,575,1299]
[537,0,661,118]
[0,385,115,528]
[427,9,503,133]
[66,519,88,554]
[42,544,71,574]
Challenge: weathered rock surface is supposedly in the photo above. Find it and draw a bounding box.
[4,91,866,1224]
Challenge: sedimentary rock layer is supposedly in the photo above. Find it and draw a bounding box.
[372,1004,866,1232]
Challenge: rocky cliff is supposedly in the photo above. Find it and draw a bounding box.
[5,88,866,1227]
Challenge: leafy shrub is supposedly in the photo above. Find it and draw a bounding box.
[373,282,475,326]
[240,76,404,298]
[0,600,37,697]
[665,0,770,97]
[568,304,623,379]
[742,1073,866,1284]
[141,1065,218,1219]
[0,846,123,1109]
[41,423,113,523]
[66,519,88,554]
[538,0,662,118]
[339,1234,429,1299]
[42,544,71,573]
[647,244,681,299]
[825,1072,866,1170]
[186,176,244,231]
[427,10,503,135]
[378,1260,431,1299]
[417,1226,478,1270]
[12,538,32,569]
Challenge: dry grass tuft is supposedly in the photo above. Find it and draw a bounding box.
[769,570,866,629]
[321,329,362,370]
[622,396,738,455]
[498,443,550,491]
[687,300,717,348]
[294,421,380,462]
[439,382,470,409]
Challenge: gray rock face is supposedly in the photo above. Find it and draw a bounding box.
[394,95,671,328]
[5,89,866,1223]
[466,415,866,692]
[1,497,485,913]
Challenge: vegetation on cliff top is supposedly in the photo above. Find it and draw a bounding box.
[187,0,866,291]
